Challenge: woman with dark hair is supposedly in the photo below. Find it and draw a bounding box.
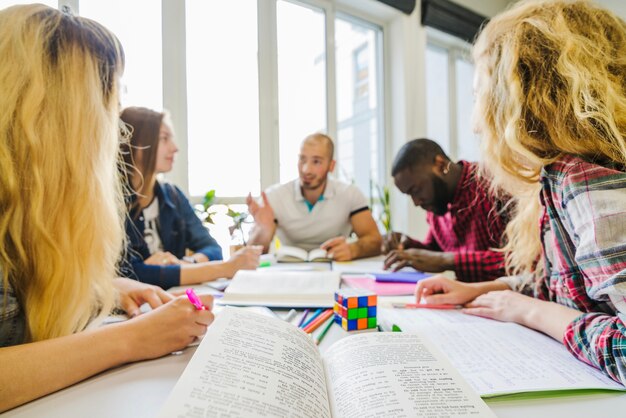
[120,107,261,289]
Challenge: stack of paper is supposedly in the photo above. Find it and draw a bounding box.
[217,270,341,308]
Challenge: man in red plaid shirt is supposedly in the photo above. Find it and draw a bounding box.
[383,138,508,282]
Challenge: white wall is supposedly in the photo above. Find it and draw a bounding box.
[449,0,512,18]
[595,0,626,19]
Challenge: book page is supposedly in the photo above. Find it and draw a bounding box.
[381,308,625,396]
[158,307,331,418]
[218,270,340,308]
[276,245,308,262]
[308,248,329,262]
[324,333,495,418]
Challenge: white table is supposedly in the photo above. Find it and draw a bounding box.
[5,258,626,417]
[6,322,626,418]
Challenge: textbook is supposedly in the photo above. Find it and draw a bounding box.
[382,308,626,398]
[217,269,341,308]
[158,307,496,418]
[275,245,330,262]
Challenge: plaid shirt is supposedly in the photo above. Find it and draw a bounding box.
[405,161,507,282]
[531,154,626,384]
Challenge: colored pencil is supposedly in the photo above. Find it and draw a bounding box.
[300,308,323,328]
[297,309,310,327]
[303,309,334,334]
[314,317,334,345]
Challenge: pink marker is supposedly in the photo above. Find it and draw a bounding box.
[186,288,208,310]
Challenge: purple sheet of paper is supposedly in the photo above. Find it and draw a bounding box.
[374,271,431,283]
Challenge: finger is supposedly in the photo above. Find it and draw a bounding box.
[390,260,408,272]
[156,287,175,303]
[249,245,263,254]
[168,288,187,297]
[143,289,166,309]
[122,298,141,318]
[422,292,458,305]
[383,251,399,269]
[462,307,495,319]
[199,294,214,310]
[414,284,424,302]
[414,282,432,301]
[332,249,349,261]
[261,191,271,207]
[246,193,252,204]
[320,237,342,250]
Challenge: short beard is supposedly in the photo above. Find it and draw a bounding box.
[301,175,327,191]
[430,174,451,216]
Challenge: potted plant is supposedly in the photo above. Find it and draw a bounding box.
[226,206,249,253]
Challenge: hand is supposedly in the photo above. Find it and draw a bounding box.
[321,236,352,261]
[414,275,484,305]
[384,248,454,272]
[246,192,274,228]
[121,294,215,361]
[113,278,174,317]
[463,290,539,324]
[225,245,263,277]
[144,251,183,266]
[381,231,405,254]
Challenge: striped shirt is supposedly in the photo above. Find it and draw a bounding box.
[405,161,508,282]
[532,154,626,384]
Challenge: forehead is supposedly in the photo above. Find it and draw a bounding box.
[299,140,329,159]
[394,167,427,191]
[159,122,172,136]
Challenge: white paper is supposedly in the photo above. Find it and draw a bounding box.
[381,308,625,396]
[218,270,340,308]
[159,307,332,418]
[276,245,329,262]
[324,332,496,417]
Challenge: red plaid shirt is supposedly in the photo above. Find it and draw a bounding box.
[405,161,507,282]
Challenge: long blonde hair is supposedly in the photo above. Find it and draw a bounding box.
[0,5,125,341]
[474,0,626,277]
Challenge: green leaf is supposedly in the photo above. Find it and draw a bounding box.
[203,190,216,210]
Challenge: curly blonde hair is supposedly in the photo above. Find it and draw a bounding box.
[473,0,626,277]
[0,5,125,341]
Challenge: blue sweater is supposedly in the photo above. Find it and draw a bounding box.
[121,182,223,289]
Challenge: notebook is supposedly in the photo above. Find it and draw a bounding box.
[217,269,340,308]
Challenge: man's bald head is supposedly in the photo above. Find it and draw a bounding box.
[302,133,334,160]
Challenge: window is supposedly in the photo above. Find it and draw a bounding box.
[276,1,327,184]
[425,44,451,155]
[0,0,55,8]
[186,0,260,197]
[335,15,384,196]
[80,0,162,111]
[455,57,480,161]
[425,29,478,161]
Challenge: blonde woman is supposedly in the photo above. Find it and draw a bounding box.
[120,107,261,289]
[415,0,626,384]
[0,5,213,411]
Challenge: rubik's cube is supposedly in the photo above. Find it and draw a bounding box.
[334,289,377,331]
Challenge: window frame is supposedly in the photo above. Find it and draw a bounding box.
[54,0,389,207]
[425,27,473,161]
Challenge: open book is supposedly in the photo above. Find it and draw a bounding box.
[217,270,340,308]
[159,307,495,417]
[382,308,626,398]
[276,245,329,262]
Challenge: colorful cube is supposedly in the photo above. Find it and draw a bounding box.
[334,289,377,331]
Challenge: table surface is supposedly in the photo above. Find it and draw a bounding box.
[5,258,626,417]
